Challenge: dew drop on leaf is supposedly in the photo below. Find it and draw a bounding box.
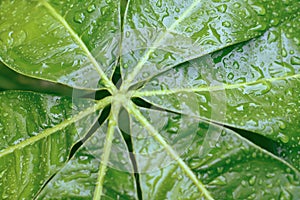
[250,4,266,16]
[87,4,96,13]
[248,176,256,186]
[291,56,300,65]
[278,132,289,143]
[73,12,85,24]
[156,0,162,8]
[216,4,227,13]
[281,48,288,57]
[185,27,193,33]
[142,72,150,78]
[210,176,227,186]
[222,21,231,28]
[233,2,241,8]
[278,121,287,130]
[188,157,201,169]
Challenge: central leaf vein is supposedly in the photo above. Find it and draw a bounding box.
[125,100,214,200]
[38,0,116,92]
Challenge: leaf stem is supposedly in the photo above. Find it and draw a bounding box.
[125,101,214,200]
[38,0,117,92]
[93,101,121,200]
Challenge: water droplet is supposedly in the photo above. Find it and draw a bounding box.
[233,2,241,8]
[188,157,201,169]
[217,167,224,173]
[87,4,96,13]
[232,61,240,69]
[125,31,131,38]
[185,27,193,33]
[267,31,278,43]
[156,0,162,8]
[279,188,292,200]
[73,12,85,24]
[210,176,227,185]
[281,48,287,57]
[177,175,183,180]
[175,7,180,12]
[113,138,120,144]
[251,5,266,16]
[144,7,150,13]
[278,121,286,130]
[3,113,8,117]
[14,30,27,46]
[278,133,289,143]
[222,21,231,28]
[249,176,256,186]
[142,72,150,78]
[227,72,234,80]
[123,63,128,69]
[291,56,300,65]
[216,4,227,13]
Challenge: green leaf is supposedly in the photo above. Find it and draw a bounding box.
[121,0,299,89]
[0,0,299,199]
[37,117,138,200]
[0,0,120,90]
[135,16,300,169]
[127,107,300,199]
[0,91,104,199]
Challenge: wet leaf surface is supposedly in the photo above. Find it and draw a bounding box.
[0,0,299,199]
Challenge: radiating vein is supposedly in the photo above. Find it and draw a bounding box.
[38,0,116,92]
[93,101,121,200]
[133,73,300,97]
[0,97,111,158]
[121,0,200,90]
[125,101,214,200]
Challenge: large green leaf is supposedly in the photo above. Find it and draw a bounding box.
[127,106,300,199]
[0,0,120,90]
[0,91,105,199]
[136,16,300,169]
[0,0,299,199]
[120,0,299,89]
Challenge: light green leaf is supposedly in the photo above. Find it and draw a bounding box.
[127,106,300,199]
[37,119,138,199]
[121,0,299,89]
[136,15,300,169]
[0,0,120,90]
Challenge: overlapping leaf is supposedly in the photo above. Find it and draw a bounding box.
[0,0,299,199]
[0,0,120,89]
[136,16,300,169]
[0,91,102,199]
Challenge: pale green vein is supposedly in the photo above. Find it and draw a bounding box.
[121,0,200,91]
[0,97,111,158]
[38,0,116,92]
[133,73,300,97]
[93,101,121,200]
[125,101,214,200]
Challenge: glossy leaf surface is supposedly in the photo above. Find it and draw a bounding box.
[0,91,101,199]
[0,0,299,199]
[136,16,300,169]
[0,0,120,89]
[128,107,300,199]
